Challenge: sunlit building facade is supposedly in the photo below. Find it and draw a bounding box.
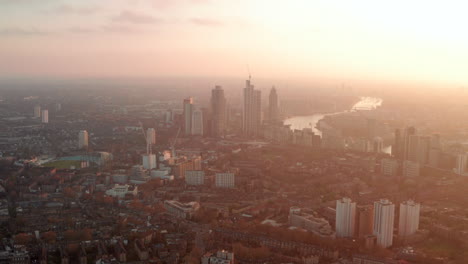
[399,200,420,236]
[183,97,194,136]
[335,197,356,238]
[78,130,89,150]
[373,199,395,248]
[41,109,49,123]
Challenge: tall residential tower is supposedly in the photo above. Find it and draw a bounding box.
[243,79,261,137]
[78,130,89,150]
[41,109,49,123]
[373,199,395,248]
[34,105,41,118]
[335,197,356,238]
[211,85,227,137]
[268,86,279,121]
[191,108,204,136]
[183,97,194,136]
[455,153,468,176]
[398,200,420,236]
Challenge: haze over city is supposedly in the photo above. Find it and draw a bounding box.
[2,0,468,89]
[1,1,468,264]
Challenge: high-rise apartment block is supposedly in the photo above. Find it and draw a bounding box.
[165,109,174,123]
[381,158,399,177]
[183,98,204,136]
[183,97,194,136]
[185,170,205,186]
[146,128,156,145]
[373,199,395,248]
[406,135,419,162]
[211,85,227,137]
[417,136,431,165]
[393,128,402,158]
[243,79,261,137]
[335,197,356,238]
[172,157,201,179]
[395,127,417,160]
[403,160,420,178]
[41,109,49,123]
[215,173,235,188]
[78,130,89,149]
[455,153,468,176]
[399,200,420,237]
[373,137,384,153]
[356,205,374,238]
[34,105,41,118]
[142,154,157,170]
[268,86,279,121]
[191,108,204,136]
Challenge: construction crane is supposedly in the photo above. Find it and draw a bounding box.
[171,127,181,159]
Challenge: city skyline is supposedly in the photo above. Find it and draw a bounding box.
[1,1,468,263]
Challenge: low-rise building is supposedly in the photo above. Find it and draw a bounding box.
[288,207,335,238]
[0,250,30,264]
[164,200,200,219]
[202,250,234,264]
[105,184,138,198]
[353,254,398,264]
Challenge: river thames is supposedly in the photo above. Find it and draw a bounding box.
[283,97,383,135]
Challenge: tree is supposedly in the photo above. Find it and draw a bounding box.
[14,233,33,245]
[233,243,270,260]
[63,187,76,198]
[184,246,202,264]
[42,231,57,243]
[81,228,93,241]
[103,196,114,205]
[64,230,81,241]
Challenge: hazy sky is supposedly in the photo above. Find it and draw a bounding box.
[1,0,468,86]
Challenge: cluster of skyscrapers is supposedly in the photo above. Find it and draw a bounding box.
[393,127,440,165]
[182,78,280,139]
[182,86,228,137]
[388,127,468,177]
[243,80,280,137]
[384,127,440,177]
[335,197,420,248]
